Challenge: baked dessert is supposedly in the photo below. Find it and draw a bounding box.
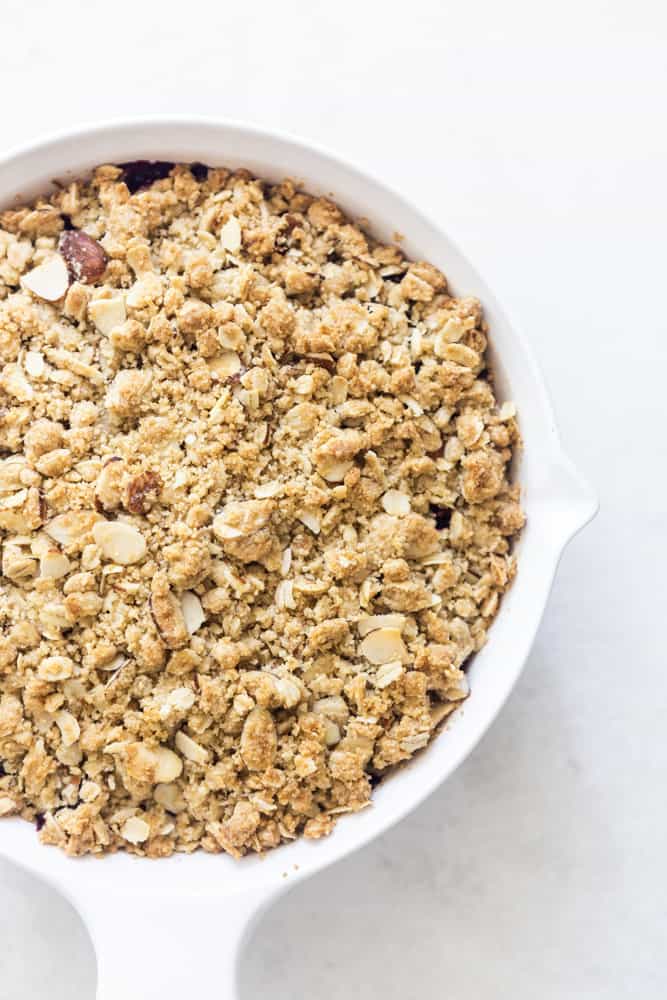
[0,162,524,857]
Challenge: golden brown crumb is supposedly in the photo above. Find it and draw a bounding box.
[0,162,523,858]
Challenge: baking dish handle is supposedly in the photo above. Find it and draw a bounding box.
[77,885,271,1000]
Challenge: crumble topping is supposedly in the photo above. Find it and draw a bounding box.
[0,162,524,857]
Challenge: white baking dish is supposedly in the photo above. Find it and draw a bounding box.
[0,118,597,999]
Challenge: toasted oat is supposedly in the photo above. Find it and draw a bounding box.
[0,162,523,859]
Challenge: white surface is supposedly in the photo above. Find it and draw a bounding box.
[0,0,665,997]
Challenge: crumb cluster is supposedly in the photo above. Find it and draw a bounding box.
[0,162,524,857]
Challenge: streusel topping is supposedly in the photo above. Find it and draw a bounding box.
[0,163,524,857]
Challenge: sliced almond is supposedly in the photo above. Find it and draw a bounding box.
[154,783,186,813]
[153,746,183,783]
[381,490,411,516]
[298,510,321,534]
[97,653,126,672]
[375,660,404,689]
[175,730,209,765]
[120,815,150,844]
[323,719,341,746]
[359,627,407,665]
[88,296,126,336]
[211,518,243,540]
[54,710,80,746]
[0,456,27,493]
[93,520,146,565]
[160,687,196,715]
[212,499,273,542]
[21,255,69,302]
[400,395,423,416]
[38,655,75,681]
[254,480,281,499]
[45,511,101,549]
[220,216,242,252]
[39,549,71,579]
[275,579,296,610]
[150,578,189,649]
[312,695,349,725]
[319,459,353,483]
[94,457,125,513]
[357,613,406,638]
[1,543,37,582]
[211,350,241,379]
[24,351,45,378]
[39,601,73,636]
[181,591,205,634]
[275,676,301,709]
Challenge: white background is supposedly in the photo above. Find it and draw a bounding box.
[1,0,665,996]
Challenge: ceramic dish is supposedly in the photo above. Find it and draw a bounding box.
[0,117,597,1000]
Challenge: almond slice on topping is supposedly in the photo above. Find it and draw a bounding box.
[375,660,404,689]
[38,655,74,681]
[55,710,80,746]
[21,255,69,302]
[150,578,189,648]
[275,676,301,708]
[319,459,353,483]
[359,627,407,665]
[280,547,292,575]
[220,216,242,252]
[153,746,183,783]
[298,510,321,534]
[24,351,45,378]
[275,579,296,610]
[254,480,281,499]
[181,591,205,634]
[312,695,349,725]
[400,395,423,417]
[210,350,241,379]
[175,730,209,765]
[97,653,126,672]
[88,296,126,335]
[357,614,406,638]
[92,520,146,565]
[121,816,150,844]
[211,517,243,540]
[161,687,196,715]
[154,783,186,813]
[448,672,470,700]
[381,490,411,515]
[45,511,101,548]
[323,719,341,746]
